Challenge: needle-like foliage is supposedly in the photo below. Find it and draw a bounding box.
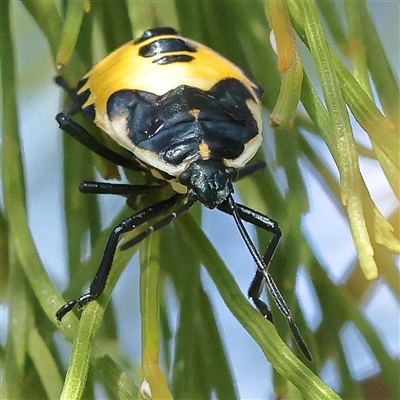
[1,1,398,399]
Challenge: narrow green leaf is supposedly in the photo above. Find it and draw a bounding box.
[316,0,348,55]
[139,234,173,400]
[28,327,63,399]
[267,0,303,129]
[3,251,29,400]
[20,0,62,59]
[344,1,373,97]
[59,303,102,400]
[162,226,238,399]
[0,211,9,299]
[178,213,341,400]
[56,0,88,68]
[58,209,139,398]
[1,0,69,335]
[359,2,400,125]
[299,3,378,279]
[313,265,400,398]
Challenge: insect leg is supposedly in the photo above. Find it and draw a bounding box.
[79,181,165,196]
[120,193,198,250]
[56,109,146,171]
[218,196,312,361]
[217,199,280,316]
[55,76,79,100]
[56,193,189,321]
[55,79,146,171]
[247,270,274,323]
[226,203,281,320]
[235,160,266,181]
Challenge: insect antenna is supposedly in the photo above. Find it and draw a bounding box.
[226,194,312,361]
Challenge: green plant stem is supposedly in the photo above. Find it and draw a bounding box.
[56,1,87,68]
[267,0,303,129]
[139,235,172,399]
[59,218,139,399]
[178,213,341,400]
[1,0,70,334]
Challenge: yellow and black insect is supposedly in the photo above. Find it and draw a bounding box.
[56,27,311,361]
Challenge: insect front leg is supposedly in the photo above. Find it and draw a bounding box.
[218,201,281,320]
[247,271,273,323]
[218,199,312,360]
[245,210,281,321]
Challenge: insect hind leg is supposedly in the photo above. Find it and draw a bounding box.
[56,110,145,171]
[56,77,146,172]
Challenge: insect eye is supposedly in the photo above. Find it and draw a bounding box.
[178,170,192,186]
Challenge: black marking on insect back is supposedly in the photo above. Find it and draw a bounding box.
[139,38,196,58]
[82,103,95,121]
[106,80,259,167]
[134,27,178,44]
[107,89,158,142]
[76,77,89,91]
[209,78,260,128]
[107,90,158,120]
[76,88,90,107]
[153,54,194,65]
[75,87,95,121]
[122,82,259,166]
[75,77,91,109]
[211,78,260,104]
